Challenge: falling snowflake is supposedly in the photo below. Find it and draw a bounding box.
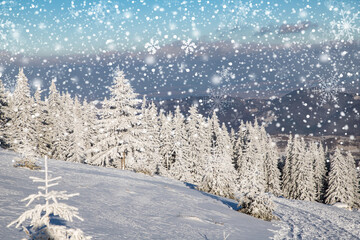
[0,20,12,43]
[313,74,343,105]
[219,0,250,30]
[88,3,106,21]
[230,110,243,125]
[2,74,16,93]
[275,66,292,80]
[0,1,16,16]
[47,65,66,80]
[145,39,160,55]
[330,9,359,43]
[216,66,236,83]
[177,62,187,73]
[181,39,197,55]
[206,87,232,116]
[68,8,81,19]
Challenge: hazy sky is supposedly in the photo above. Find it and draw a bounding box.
[1,0,359,56]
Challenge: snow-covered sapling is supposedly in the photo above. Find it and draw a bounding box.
[7,157,91,240]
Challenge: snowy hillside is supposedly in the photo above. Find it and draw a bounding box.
[0,149,273,240]
[1,149,360,240]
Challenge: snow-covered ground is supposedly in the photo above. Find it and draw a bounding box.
[272,198,360,240]
[1,149,359,240]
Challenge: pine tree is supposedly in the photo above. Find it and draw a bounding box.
[312,141,327,202]
[89,68,141,168]
[325,148,358,207]
[7,157,91,239]
[168,106,191,182]
[33,88,50,157]
[158,112,174,175]
[229,127,237,165]
[185,105,210,184]
[282,135,294,198]
[82,99,97,161]
[0,78,10,147]
[236,121,274,220]
[262,135,282,196]
[133,98,162,174]
[197,112,236,198]
[61,92,76,160]
[67,96,86,163]
[233,121,250,171]
[290,138,316,201]
[6,68,36,153]
[46,80,67,160]
[346,152,360,208]
[236,122,266,196]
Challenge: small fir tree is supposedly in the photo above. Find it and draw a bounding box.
[7,157,91,240]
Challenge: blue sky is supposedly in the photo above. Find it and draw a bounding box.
[0,0,359,55]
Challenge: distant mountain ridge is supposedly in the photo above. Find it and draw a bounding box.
[154,88,360,137]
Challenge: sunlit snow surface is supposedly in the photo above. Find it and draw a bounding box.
[1,149,360,239]
[0,149,272,240]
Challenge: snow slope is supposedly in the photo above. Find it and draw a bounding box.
[272,198,360,240]
[1,148,360,239]
[0,149,273,240]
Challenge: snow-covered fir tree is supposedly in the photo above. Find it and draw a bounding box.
[282,135,295,198]
[82,99,97,160]
[67,96,86,163]
[158,111,174,174]
[89,68,141,168]
[290,138,316,201]
[133,97,162,174]
[197,112,236,199]
[7,157,91,239]
[33,87,50,157]
[0,78,10,147]
[61,92,76,160]
[233,121,249,171]
[325,148,359,207]
[347,152,360,208]
[46,80,67,160]
[311,141,327,202]
[184,105,210,184]
[236,121,267,196]
[168,106,191,182]
[6,68,36,153]
[235,121,274,220]
[260,125,282,196]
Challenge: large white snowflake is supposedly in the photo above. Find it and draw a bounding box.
[330,9,360,43]
[216,66,236,83]
[313,74,343,105]
[206,87,232,116]
[145,39,160,55]
[181,39,197,55]
[2,74,16,93]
